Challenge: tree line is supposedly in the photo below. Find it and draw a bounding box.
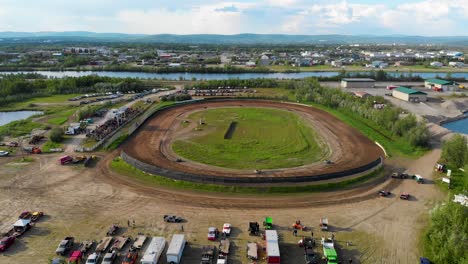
[287,78,430,147]
[0,74,148,106]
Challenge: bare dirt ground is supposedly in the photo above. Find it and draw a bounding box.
[122,100,383,183]
[0,145,443,264]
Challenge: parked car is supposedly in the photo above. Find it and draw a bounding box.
[102,251,117,264]
[222,223,231,236]
[19,211,32,219]
[0,236,15,252]
[122,251,138,264]
[379,191,391,197]
[400,193,410,200]
[85,252,99,264]
[56,237,74,255]
[7,142,18,147]
[208,227,219,241]
[51,258,65,264]
[0,151,9,157]
[68,250,83,264]
[391,172,408,179]
[106,224,119,236]
[31,211,44,222]
[163,215,183,223]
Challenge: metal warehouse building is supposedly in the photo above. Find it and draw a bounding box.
[341,78,375,88]
[424,78,457,91]
[392,87,427,102]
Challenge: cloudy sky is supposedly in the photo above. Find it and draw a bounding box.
[0,0,467,35]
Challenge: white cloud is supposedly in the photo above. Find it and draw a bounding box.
[266,0,299,7]
[379,0,466,35]
[117,3,256,34]
[280,1,382,33]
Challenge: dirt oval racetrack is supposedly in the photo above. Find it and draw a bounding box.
[122,99,384,185]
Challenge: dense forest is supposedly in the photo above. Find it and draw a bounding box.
[0,74,148,105]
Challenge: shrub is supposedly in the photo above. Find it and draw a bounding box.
[49,127,64,143]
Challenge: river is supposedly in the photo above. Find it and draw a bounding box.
[442,113,468,134]
[0,70,467,80]
[0,111,43,126]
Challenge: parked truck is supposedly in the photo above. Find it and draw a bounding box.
[322,237,337,264]
[265,230,280,264]
[141,237,166,264]
[200,245,216,264]
[56,237,74,255]
[246,242,258,261]
[217,239,230,264]
[320,218,328,231]
[3,219,32,238]
[96,237,113,253]
[166,234,186,264]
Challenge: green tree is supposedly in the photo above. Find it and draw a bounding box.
[49,127,64,143]
[442,134,468,168]
[423,202,468,264]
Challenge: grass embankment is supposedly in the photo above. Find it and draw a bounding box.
[172,107,327,170]
[106,134,128,151]
[305,103,427,158]
[0,119,45,139]
[111,157,383,194]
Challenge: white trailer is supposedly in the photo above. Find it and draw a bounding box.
[141,237,166,264]
[166,234,186,264]
[265,230,280,264]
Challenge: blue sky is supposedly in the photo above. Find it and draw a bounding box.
[0,0,467,35]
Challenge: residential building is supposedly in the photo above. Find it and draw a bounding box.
[430,61,443,67]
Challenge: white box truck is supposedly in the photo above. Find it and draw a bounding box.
[166,234,186,264]
[141,237,166,264]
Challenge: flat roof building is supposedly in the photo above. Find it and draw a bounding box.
[341,78,375,88]
[424,78,457,91]
[392,87,427,102]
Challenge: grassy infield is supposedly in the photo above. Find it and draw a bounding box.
[172,107,326,170]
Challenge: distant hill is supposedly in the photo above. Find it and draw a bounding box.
[0,31,467,46]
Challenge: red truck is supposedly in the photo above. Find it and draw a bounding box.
[59,155,73,165]
[0,236,15,252]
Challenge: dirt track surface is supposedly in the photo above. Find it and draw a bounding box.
[122,100,384,183]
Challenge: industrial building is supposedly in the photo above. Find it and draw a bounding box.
[424,78,458,91]
[341,78,375,88]
[392,87,427,102]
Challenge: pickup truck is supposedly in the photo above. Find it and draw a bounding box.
[0,236,15,252]
[56,237,74,255]
[200,245,216,264]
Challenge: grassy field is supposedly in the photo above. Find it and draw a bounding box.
[111,157,383,194]
[0,94,81,111]
[172,107,328,170]
[0,119,46,139]
[41,141,63,153]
